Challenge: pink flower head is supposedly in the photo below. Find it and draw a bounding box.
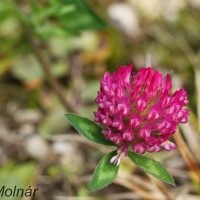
[94,65,189,158]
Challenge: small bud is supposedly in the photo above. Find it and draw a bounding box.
[110,154,121,166]
[138,127,151,138]
[136,98,147,111]
[161,141,176,151]
[147,145,161,152]
[112,116,124,131]
[122,128,134,141]
[130,114,141,127]
[133,143,146,154]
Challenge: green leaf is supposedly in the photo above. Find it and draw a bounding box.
[65,113,115,146]
[128,151,175,185]
[89,151,119,191]
[58,0,107,32]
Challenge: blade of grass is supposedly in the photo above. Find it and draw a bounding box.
[173,129,200,189]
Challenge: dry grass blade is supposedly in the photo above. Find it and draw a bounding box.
[194,67,200,130]
[173,129,200,186]
[55,197,99,200]
[147,175,175,200]
[179,122,200,163]
[118,170,159,192]
[114,177,156,200]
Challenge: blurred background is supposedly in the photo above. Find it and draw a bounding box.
[0,0,200,199]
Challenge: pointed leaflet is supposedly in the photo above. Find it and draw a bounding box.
[128,151,175,185]
[89,151,119,191]
[65,113,115,146]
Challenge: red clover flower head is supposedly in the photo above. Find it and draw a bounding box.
[94,65,189,164]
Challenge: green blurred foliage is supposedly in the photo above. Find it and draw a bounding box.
[0,162,37,200]
[30,0,107,38]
